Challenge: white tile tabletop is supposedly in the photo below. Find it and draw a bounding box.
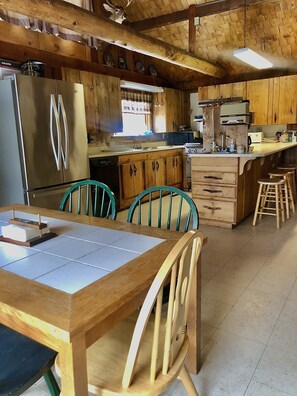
[0,211,164,293]
[77,245,139,272]
[36,261,109,294]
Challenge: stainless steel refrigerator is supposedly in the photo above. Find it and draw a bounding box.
[0,74,90,209]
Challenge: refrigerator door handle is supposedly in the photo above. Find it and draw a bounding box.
[58,94,69,170]
[50,94,62,171]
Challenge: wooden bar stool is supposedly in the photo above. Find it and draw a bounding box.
[268,169,295,219]
[277,164,297,201]
[253,178,285,229]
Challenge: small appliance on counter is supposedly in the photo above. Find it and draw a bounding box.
[220,101,253,125]
[248,131,263,143]
[166,131,197,145]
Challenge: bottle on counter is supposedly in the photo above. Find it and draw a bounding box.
[237,144,246,154]
[210,141,217,152]
[229,138,235,153]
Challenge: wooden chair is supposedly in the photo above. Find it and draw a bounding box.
[127,186,199,232]
[59,180,117,219]
[268,169,295,219]
[0,324,60,396]
[253,177,285,229]
[55,230,203,395]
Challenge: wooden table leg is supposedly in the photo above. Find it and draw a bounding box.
[59,334,88,396]
[186,255,201,374]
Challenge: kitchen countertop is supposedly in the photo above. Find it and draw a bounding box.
[88,145,185,158]
[189,142,297,158]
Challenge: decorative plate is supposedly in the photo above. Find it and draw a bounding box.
[103,52,114,67]
[135,60,145,73]
[149,63,158,77]
[118,57,127,69]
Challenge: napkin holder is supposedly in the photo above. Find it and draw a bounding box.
[0,212,57,247]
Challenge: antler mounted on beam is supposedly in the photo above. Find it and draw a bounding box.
[103,0,133,24]
[0,0,225,78]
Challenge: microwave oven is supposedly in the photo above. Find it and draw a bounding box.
[220,101,253,125]
[248,132,263,143]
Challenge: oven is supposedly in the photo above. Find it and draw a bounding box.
[184,143,204,191]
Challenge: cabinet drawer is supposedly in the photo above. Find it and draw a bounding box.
[192,171,237,185]
[194,198,235,223]
[192,183,236,199]
[191,157,238,172]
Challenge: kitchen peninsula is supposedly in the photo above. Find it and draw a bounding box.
[190,142,297,228]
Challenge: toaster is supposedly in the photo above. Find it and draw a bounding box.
[248,132,263,143]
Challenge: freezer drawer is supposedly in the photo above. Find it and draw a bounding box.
[27,183,81,211]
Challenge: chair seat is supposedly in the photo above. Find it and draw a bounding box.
[258,177,284,185]
[0,325,57,396]
[55,312,189,395]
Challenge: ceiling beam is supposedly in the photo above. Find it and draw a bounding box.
[0,0,225,78]
[131,0,276,31]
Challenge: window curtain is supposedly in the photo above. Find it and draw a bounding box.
[121,90,152,115]
[0,0,98,48]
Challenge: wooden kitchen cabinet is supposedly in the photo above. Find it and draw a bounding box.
[198,82,247,101]
[153,88,188,132]
[199,75,297,125]
[191,152,285,227]
[62,67,123,134]
[278,75,297,124]
[119,154,145,207]
[119,148,184,209]
[144,157,166,188]
[191,157,238,227]
[165,151,183,188]
[247,79,270,125]
[245,75,297,125]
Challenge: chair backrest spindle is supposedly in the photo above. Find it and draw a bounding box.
[60,180,117,219]
[121,230,203,389]
[127,186,199,232]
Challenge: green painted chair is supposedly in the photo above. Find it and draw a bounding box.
[0,324,60,395]
[127,186,199,232]
[59,180,117,220]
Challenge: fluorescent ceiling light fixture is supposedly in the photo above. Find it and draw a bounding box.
[120,80,164,93]
[233,47,273,69]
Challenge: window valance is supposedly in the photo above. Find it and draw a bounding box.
[121,90,152,115]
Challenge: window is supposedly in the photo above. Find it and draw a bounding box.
[116,90,152,136]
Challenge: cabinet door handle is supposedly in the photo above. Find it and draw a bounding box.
[172,158,175,167]
[175,158,178,166]
[203,205,221,211]
[133,164,137,175]
[203,189,222,194]
[204,175,223,180]
[129,164,133,177]
[152,161,155,171]
[156,161,159,170]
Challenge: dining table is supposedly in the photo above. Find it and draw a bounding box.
[0,204,204,396]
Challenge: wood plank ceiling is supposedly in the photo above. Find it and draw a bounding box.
[125,0,297,89]
[0,0,296,90]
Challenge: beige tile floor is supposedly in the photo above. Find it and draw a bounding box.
[24,197,297,396]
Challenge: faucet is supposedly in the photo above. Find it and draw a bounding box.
[220,131,225,150]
